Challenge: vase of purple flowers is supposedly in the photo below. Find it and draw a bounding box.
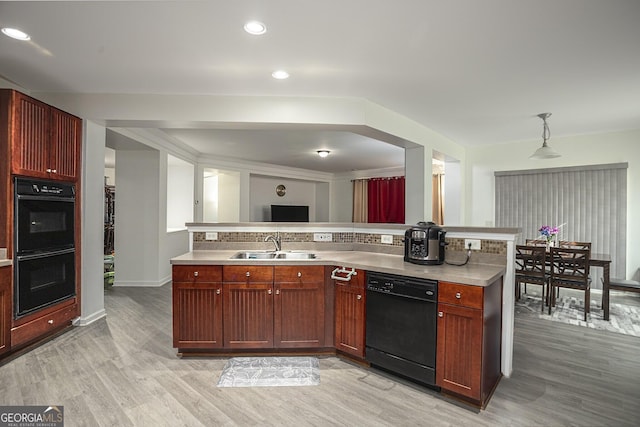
[538,225,558,248]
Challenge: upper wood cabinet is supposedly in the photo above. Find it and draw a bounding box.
[1,89,81,182]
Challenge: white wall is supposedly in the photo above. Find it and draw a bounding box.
[249,176,319,221]
[465,129,640,279]
[444,160,462,225]
[114,149,161,285]
[78,121,106,325]
[166,155,194,231]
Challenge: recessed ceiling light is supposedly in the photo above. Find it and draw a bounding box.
[272,70,289,80]
[1,27,31,41]
[244,21,266,35]
[317,150,330,158]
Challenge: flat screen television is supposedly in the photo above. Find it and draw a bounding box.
[270,205,309,222]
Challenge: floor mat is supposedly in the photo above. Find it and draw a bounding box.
[515,294,640,337]
[217,356,320,387]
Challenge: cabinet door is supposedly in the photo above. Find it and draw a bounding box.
[223,282,274,349]
[172,282,223,349]
[334,281,366,358]
[274,266,325,348]
[172,265,223,349]
[50,108,81,181]
[0,267,11,355]
[11,92,51,178]
[436,302,483,401]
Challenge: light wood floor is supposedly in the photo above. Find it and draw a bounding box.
[1,283,639,426]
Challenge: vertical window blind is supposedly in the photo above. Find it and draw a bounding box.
[495,163,627,289]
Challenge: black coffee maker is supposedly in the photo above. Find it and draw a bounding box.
[404,221,447,265]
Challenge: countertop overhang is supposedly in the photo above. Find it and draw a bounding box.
[171,250,505,287]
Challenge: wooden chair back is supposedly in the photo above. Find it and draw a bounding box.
[557,241,592,251]
[525,239,548,247]
[550,247,591,286]
[515,245,547,280]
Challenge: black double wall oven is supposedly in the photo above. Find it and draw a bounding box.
[14,177,76,318]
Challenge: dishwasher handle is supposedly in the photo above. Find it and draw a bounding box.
[331,267,357,282]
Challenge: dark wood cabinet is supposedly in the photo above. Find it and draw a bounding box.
[0,266,10,356]
[274,265,325,348]
[2,89,81,182]
[334,268,366,359]
[436,278,502,408]
[172,265,223,349]
[223,266,274,349]
[11,300,78,348]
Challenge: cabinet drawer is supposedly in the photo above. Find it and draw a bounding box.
[275,265,324,283]
[172,265,222,282]
[223,266,274,283]
[11,303,78,348]
[438,281,483,309]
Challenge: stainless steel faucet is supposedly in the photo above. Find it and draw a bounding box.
[264,233,281,252]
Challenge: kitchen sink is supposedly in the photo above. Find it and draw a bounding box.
[230,251,276,259]
[230,251,317,260]
[275,252,317,259]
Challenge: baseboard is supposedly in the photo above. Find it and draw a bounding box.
[112,276,171,287]
[73,308,106,326]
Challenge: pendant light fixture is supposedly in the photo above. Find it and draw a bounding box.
[529,112,560,159]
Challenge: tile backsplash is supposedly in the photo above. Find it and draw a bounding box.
[192,231,507,256]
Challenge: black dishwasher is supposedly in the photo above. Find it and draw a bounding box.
[365,272,438,388]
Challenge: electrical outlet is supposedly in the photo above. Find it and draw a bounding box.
[313,233,332,242]
[465,239,481,250]
[380,234,394,244]
[205,232,218,241]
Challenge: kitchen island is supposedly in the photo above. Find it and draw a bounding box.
[171,247,506,407]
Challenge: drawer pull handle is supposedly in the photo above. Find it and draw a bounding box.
[455,292,461,299]
[48,319,54,325]
[357,294,362,300]
[216,289,221,295]
[438,312,443,317]
[268,289,272,295]
[276,289,280,295]
[246,271,251,277]
[194,271,199,277]
[298,272,302,278]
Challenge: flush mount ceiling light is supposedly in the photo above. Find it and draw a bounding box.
[317,150,330,158]
[244,20,266,35]
[529,112,560,159]
[272,70,289,80]
[1,27,31,41]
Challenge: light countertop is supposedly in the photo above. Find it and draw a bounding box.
[171,250,505,287]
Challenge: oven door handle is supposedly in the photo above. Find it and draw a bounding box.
[16,195,75,203]
[17,247,75,261]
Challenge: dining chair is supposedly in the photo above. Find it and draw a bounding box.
[558,241,592,250]
[549,246,591,321]
[515,245,549,312]
[521,239,549,295]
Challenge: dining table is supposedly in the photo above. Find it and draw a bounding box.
[525,243,613,321]
[590,252,612,321]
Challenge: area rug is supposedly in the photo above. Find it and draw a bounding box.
[515,294,640,337]
[217,356,320,387]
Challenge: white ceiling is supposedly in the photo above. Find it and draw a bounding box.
[1,0,639,173]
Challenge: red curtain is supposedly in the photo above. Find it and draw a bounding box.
[367,177,405,223]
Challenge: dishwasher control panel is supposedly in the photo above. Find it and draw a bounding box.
[366,272,437,302]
